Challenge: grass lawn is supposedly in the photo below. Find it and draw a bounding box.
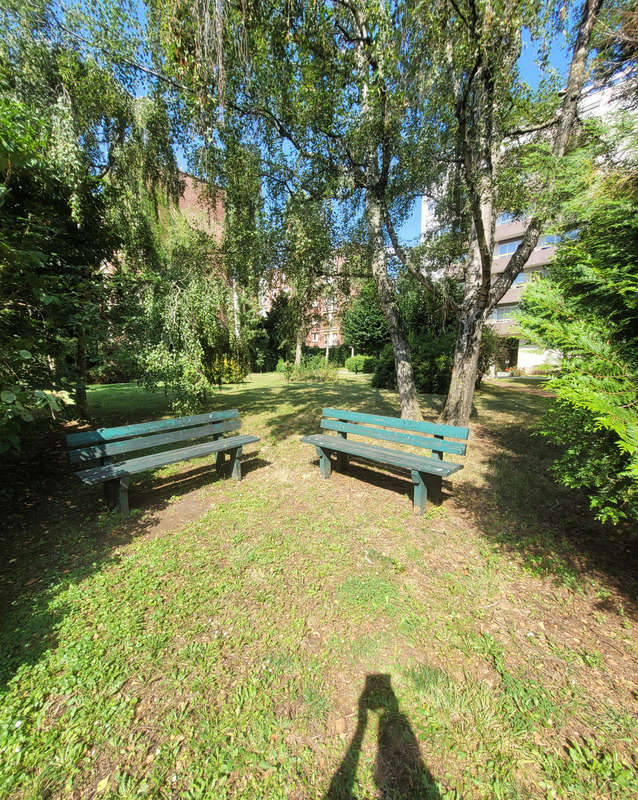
[1,372,636,799]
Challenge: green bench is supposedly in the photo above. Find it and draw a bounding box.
[301,408,469,514]
[66,409,259,515]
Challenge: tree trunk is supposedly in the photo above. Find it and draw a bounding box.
[75,334,89,419]
[232,276,240,341]
[440,0,602,427]
[441,308,484,424]
[367,194,422,420]
[442,233,486,425]
[295,330,303,366]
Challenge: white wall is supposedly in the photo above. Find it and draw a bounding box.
[517,344,561,370]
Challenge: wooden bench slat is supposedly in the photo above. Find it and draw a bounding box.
[320,419,467,455]
[76,434,259,485]
[301,434,462,477]
[322,408,469,440]
[66,409,240,448]
[68,419,241,463]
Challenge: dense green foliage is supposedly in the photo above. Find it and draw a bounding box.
[341,283,390,356]
[0,0,183,445]
[345,355,379,374]
[130,208,249,414]
[370,277,496,395]
[0,93,115,447]
[519,138,638,525]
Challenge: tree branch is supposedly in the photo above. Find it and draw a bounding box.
[503,116,560,139]
[489,0,605,307]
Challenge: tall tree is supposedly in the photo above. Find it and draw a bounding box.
[417,0,606,424]
[0,0,180,426]
[153,0,438,418]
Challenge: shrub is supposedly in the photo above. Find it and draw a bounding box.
[372,329,495,395]
[302,344,350,366]
[284,354,338,382]
[345,354,378,373]
[528,363,558,376]
[517,184,638,524]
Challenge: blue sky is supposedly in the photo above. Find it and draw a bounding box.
[396,29,572,246]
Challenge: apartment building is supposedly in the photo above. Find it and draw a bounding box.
[487,217,561,368]
[259,260,351,351]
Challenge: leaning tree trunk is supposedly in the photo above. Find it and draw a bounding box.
[441,0,603,427]
[367,194,422,420]
[442,307,484,425]
[442,228,488,425]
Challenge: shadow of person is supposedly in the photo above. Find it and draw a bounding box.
[324,674,441,800]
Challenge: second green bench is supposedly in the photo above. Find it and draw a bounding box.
[301,407,469,514]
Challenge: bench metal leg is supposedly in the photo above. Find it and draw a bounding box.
[336,432,348,471]
[231,446,243,481]
[118,477,130,515]
[104,479,119,508]
[216,450,225,473]
[411,470,427,515]
[314,446,332,479]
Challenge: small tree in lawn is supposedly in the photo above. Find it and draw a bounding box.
[280,198,335,366]
[341,283,390,357]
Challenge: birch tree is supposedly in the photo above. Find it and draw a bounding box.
[425,0,606,424]
[154,0,437,418]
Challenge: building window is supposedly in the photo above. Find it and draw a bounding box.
[497,212,516,225]
[497,239,522,257]
[513,272,527,286]
[538,234,560,248]
[312,332,318,342]
[325,296,337,314]
[488,304,518,321]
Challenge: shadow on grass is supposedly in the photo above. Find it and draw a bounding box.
[309,456,450,510]
[324,673,441,800]
[67,377,407,444]
[0,450,268,691]
[456,419,638,613]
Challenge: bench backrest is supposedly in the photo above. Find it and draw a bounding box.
[66,409,241,465]
[321,408,469,459]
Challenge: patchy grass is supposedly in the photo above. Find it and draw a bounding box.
[1,372,637,799]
